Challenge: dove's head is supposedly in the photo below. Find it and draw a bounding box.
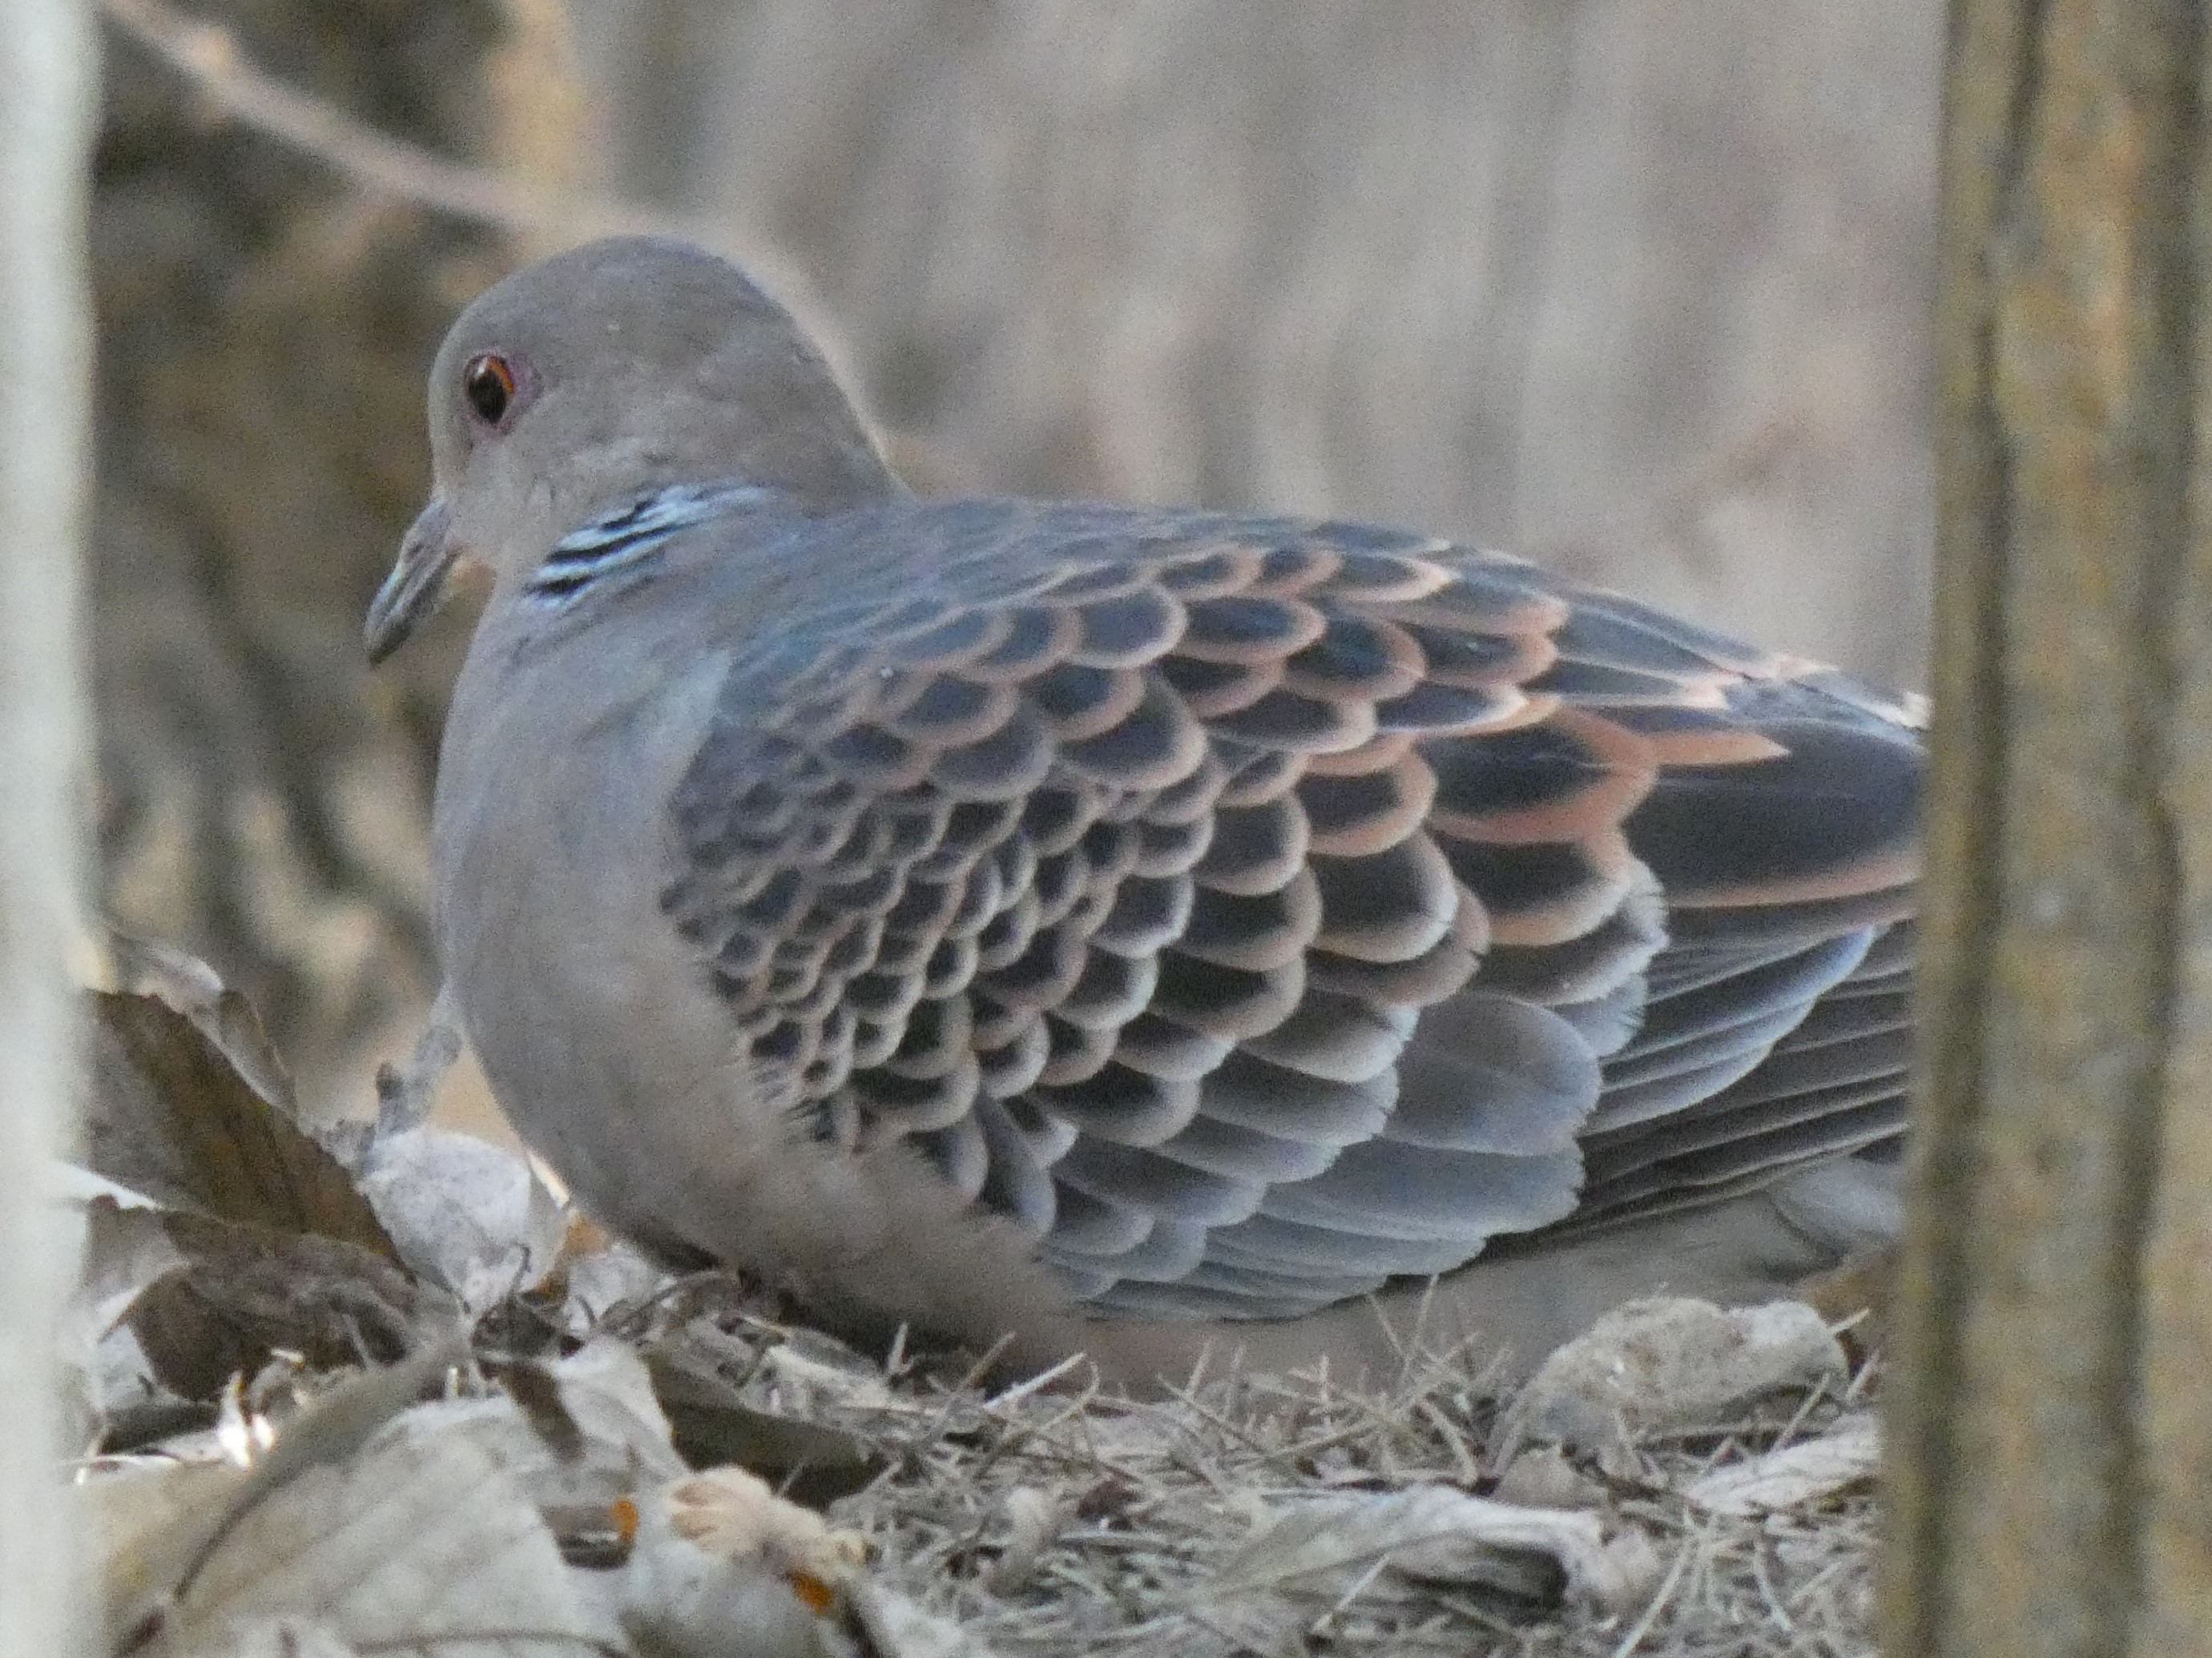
[365,236,894,662]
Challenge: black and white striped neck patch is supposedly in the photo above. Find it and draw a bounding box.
[524,481,772,608]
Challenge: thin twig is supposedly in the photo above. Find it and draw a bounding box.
[99,0,677,238]
[95,0,841,325]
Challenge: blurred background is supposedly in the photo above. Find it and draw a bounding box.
[87,0,1940,1132]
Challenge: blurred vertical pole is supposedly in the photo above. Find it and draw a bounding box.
[0,0,95,1653]
[1883,3,2212,1656]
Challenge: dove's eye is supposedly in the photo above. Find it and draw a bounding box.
[462,352,522,427]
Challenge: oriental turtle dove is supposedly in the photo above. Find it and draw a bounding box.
[367,237,1920,1381]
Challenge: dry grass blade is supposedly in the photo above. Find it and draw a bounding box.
[824,1328,1880,1657]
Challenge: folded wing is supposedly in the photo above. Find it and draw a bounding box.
[660,504,1922,1318]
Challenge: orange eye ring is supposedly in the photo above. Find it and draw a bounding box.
[462,352,520,426]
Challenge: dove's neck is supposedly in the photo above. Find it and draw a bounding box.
[519,480,780,612]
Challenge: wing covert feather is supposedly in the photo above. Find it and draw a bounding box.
[659,501,1921,1318]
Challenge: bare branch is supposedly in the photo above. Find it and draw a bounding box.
[100,0,782,256]
[96,0,848,368]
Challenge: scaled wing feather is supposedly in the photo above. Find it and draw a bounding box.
[660,502,1921,1319]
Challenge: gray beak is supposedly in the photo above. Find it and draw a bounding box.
[365,495,462,666]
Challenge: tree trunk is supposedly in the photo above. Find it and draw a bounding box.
[1884,3,2212,1652]
[0,2,98,1652]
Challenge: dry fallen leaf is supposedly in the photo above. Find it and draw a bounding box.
[645,1334,887,1506]
[83,988,397,1260]
[90,1457,261,1648]
[121,1209,450,1398]
[1497,1297,1847,1455]
[1489,1445,1605,1511]
[135,1405,618,1656]
[1684,1415,1882,1516]
[90,1341,467,1650]
[1211,1483,1662,1615]
[558,1233,671,1333]
[355,1124,566,1311]
[438,1338,689,1563]
[161,1616,364,1658]
[107,931,300,1123]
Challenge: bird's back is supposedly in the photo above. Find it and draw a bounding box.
[643,494,1922,1320]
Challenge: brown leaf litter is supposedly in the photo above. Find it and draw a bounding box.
[63,938,1888,1657]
